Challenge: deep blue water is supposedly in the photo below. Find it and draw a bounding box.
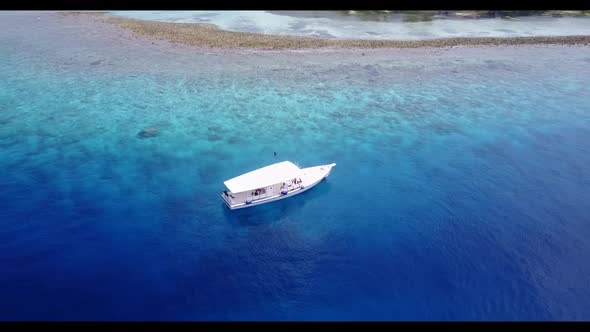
[1,12,590,320]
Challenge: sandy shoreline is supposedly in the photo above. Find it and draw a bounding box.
[60,12,590,50]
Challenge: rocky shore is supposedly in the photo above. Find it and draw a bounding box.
[61,12,590,50]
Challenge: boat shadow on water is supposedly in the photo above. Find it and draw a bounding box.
[220,179,334,226]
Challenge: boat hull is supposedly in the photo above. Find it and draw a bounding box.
[222,163,335,210]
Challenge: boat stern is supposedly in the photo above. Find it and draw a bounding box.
[221,192,232,208]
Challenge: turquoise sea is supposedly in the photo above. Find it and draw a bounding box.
[1,12,590,320]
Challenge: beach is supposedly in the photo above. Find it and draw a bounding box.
[62,11,590,50]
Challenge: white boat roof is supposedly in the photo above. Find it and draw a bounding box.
[224,161,301,193]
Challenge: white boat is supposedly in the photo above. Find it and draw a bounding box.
[221,161,336,210]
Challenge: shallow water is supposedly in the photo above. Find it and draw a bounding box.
[1,12,590,320]
[109,10,590,40]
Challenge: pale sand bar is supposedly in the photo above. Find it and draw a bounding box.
[62,12,590,50]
